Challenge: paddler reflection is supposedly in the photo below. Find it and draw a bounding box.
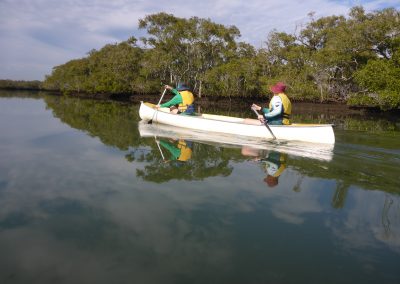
[156,138,193,164]
[262,151,287,187]
[241,146,287,187]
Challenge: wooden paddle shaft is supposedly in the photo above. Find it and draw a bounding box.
[251,107,277,140]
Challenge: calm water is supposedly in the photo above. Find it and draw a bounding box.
[0,91,400,284]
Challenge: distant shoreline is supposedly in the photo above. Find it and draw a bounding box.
[2,88,397,116]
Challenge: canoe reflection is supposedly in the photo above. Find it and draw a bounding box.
[138,121,334,162]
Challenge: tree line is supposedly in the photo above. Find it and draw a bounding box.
[9,7,400,110]
[0,79,42,90]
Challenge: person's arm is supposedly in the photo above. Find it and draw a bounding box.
[261,107,270,114]
[265,96,282,119]
[159,140,181,160]
[160,88,182,108]
[251,103,267,121]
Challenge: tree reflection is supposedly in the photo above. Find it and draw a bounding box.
[331,181,350,209]
[39,93,400,195]
[135,138,235,183]
[43,94,142,150]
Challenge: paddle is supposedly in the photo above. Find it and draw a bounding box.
[251,107,277,140]
[148,88,167,124]
[155,137,166,160]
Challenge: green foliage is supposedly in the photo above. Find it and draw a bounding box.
[0,79,42,90]
[350,50,400,110]
[261,7,400,106]
[41,8,400,109]
[203,58,259,98]
[138,12,242,97]
[347,93,379,108]
[43,39,143,95]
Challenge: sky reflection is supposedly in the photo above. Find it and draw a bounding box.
[0,96,399,283]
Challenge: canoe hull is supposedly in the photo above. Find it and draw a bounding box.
[138,121,334,161]
[139,102,335,144]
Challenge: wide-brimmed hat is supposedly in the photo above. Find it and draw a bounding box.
[176,82,190,91]
[270,82,286,94]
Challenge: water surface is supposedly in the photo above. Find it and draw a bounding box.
[0,91,399,284]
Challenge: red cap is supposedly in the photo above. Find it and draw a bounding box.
[264,175,279,187]
[270,82,286,94]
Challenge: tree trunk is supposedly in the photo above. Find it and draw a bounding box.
[198,80,202,98]
[320,84,324,102]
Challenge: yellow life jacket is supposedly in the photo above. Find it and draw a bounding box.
[177,140,192,161]
[275,152,287,177]
[178,90,195,112]
[269,93,292,125]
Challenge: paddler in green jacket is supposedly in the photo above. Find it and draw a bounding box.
[159,139,193,162]
[157,82,195,115]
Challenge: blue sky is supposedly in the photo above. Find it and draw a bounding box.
[0,0,399,80]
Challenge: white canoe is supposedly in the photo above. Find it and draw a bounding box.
[138,121,334,161]
[139,102,335,144]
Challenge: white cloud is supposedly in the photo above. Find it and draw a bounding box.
[0,0,399,80]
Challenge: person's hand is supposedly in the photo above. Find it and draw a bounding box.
[258,114,265,123]
[251,104,261,111]
[164,85,172,90]
[155,104,161,109]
